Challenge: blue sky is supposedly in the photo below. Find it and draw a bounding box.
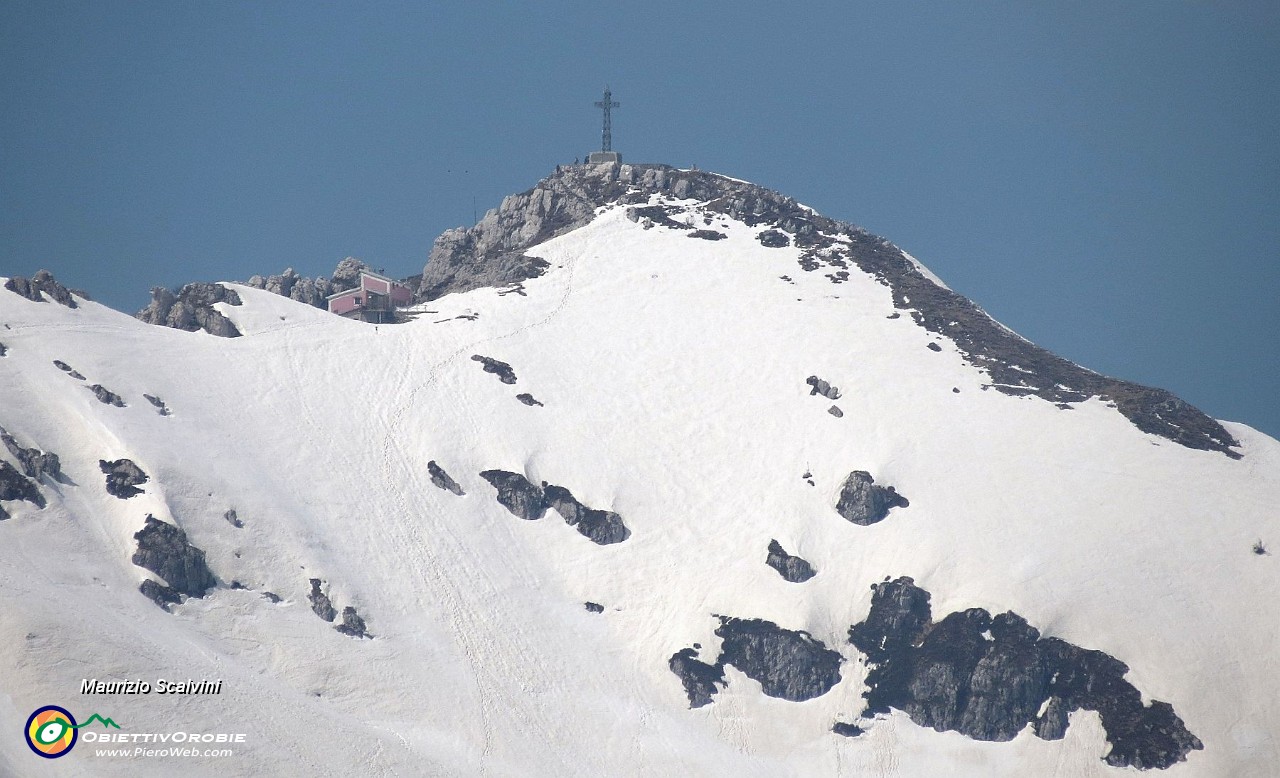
[3,1,1277,439]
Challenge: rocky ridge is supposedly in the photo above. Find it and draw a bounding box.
[421,162,1238,457]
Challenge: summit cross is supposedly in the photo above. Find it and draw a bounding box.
[594,87,620,152]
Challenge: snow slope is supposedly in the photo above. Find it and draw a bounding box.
[1,192,1277,777]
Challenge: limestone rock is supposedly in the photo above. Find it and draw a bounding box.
[131,515,216,598]
[0,426,63,482]
[4,270,78,308]
[543,484,630,545]
[835,471,908,526]
[136,283,241,337]
[479,470,547,520]
[848,577,1203,770]
[139,579,183,611]
[668,647,725,708]
[99,459,148,499]
[766,540,816,583]
[308,579,337,622]
[0,461,45,511]
[516,393,544,407]
[335,606,372,639]
[471,355,517,384]
[758,229,791,248]
[88,384,126,407]
[806,375,841,400]
[427,461,465,496]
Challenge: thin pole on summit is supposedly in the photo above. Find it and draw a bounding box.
[594,87,620,153]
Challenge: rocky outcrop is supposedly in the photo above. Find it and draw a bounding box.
[687,229,726,241]
[53,360,85,380]
[4,270,79,308]
[335,606,371,639]
[848,577,1203,770]
[308,579,337,622]
[0,426,63,482]
[426,162,1237,457]
[669,647,726,708]
[139,579,183,611]
[89,384,126,407]
[244,258,372,308]
[479,471,630,544]
[471,355,517,384]
[0,461,46,517]
[828,406,844,418]
[584,601,604,613]
[427,461,465,496]
[136,283,241,337]
[99,459,148,498]
[516,393,544,407]
[132,515,216,598]
[766,540,816,583]
[806,375,841,400]
[143,394,171,416]
[758,229,791,248]
[671,618,843,708]
[223,509,244,528]
[543,484,630,545]
[479,470,547,520]
[835,471,908,526]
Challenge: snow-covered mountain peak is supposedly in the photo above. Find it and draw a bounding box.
[0,163,1275,776]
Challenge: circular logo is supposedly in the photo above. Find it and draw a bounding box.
[25,706,77,759]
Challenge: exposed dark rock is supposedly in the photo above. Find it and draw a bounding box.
[427,460,465,496]
[99,459,148,499]
[88,384,126,407]
[626,204,692,230]
[224,509,244,528]
[668,647,725,708]
[927,342,942,352]
[715,617,843,702]
[848,577,1203,770]
[471,355,517,384]
[53,360,85,380]
[688,229,727,241]
[806,375,841,400]
[244,258,377,308]
[139,579,182,611]
[479,470,547,520]
[0,461,46,510]
[262,591,282,604]
[1253,540,1268,556]
[308,579,337,622]
[584,601,604,613]
[229,580,246,590]
[758,229,791,248]
[131,515,216,598]
[335,606,372,638]
[832,722,865,737]
[0,426,63,482]
[143,394,171,416]
[136,283,242,337]
[432,163,1236,456]
[835,471,908,526]
[542,483,630,545]
[4,270,78,308]
[0,342,5,357]
[766,540,816,583]
[516,393,544,407]
[828,405,844,418]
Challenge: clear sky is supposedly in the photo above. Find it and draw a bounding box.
[3,1,1277,440]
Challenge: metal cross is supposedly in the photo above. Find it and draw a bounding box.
[594,87,620,152]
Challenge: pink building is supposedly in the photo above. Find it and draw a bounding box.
[327,270,413,324]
